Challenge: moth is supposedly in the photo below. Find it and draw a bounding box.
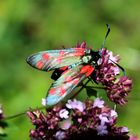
[27,25,112,106]
[26,44,101,105]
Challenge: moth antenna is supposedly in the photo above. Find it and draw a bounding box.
[109,58,126,75]
[101,24,110,49]
[100,24,125,75]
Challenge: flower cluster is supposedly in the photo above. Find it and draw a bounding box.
[95,48,132,105]
[27,42,134,139]
[76,42,132,105]
[27,98,130,140]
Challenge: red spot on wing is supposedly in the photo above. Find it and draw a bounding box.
[36,60,44,69]
[62,69,69,75]
[59,87,66,96]
[73,78,79,84]
[74,48,84,51]
[57,57,62,64]
[42,53,49,60]
[59,66,68,71]
[57,51,65,64]
[73,48,85,56]
[49,88,56,95]
[86,67,94,77]
[80,65,94,77]
[64,76,73,82]
[59,50,65,55]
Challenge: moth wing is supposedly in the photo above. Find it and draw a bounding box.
[46,65,94,105]
[27,48,90,71]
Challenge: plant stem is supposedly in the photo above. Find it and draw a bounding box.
[2,106,46,121]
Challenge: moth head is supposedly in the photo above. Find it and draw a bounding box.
[91,51,101,63]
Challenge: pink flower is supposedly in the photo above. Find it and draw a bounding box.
[129,135,139,140]
[120,127,129,133]
[59,119,72,130]
[107,76,132,105]
[55,131,66,140]
[59,109,69,119]
[108,51,120,63]
[66,99,85,112]
[93,98,104,108]
[96,124,108,136]
[115,126,129,135]
[113,66,120,75]
[99,113,109,125]
[110,110,118,118]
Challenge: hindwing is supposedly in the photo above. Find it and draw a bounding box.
[46,65,94,105]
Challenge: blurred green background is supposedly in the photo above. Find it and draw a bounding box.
[0,0,140,139]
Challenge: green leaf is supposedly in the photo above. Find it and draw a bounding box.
[86,86,97,98]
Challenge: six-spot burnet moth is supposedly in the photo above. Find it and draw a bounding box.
[26,24,125,106]
[26,46,101,105]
